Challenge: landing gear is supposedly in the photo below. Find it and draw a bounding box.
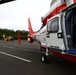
[41,55,49,64]
[41,48,49,64]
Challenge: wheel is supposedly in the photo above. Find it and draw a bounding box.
[41,55,49,64]
[41,56,45,61]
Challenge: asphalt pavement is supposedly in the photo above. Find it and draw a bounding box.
[0,40,76,75]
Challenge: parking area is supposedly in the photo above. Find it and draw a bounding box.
[0,40,76,75]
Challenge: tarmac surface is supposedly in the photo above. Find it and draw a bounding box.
[0,40,76,75]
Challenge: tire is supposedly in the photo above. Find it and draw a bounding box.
[41,55,49,64]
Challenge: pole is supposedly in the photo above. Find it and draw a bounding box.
[18,31,21,45]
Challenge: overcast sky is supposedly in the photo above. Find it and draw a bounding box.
[0,0,51,31]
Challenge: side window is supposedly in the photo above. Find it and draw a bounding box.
[47,17,59,33]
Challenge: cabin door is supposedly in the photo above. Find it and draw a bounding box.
[46,15,65,50]
[65,6,76,48]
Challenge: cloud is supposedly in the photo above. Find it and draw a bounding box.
[0,0,51,31]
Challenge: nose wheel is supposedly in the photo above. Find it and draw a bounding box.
[41,48,49,64]
[41,55,49,64]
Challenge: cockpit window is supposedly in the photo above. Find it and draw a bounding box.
[47,17,59,33]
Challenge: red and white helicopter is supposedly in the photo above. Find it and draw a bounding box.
[28,0,76,63]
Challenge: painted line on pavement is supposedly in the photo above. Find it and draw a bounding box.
[0,51,31,63]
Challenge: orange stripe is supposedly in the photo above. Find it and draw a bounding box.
[74,0,76,2]
[43,4,67,25]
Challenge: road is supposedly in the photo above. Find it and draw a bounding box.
[0,40,76,75]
